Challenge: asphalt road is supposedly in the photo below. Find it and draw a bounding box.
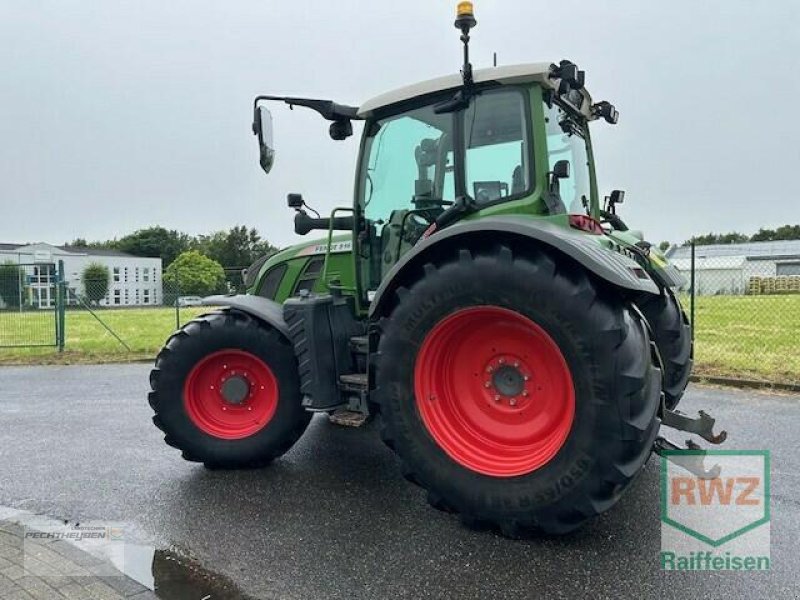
[1,364,798,599]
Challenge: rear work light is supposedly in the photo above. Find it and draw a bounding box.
[568,214,605,235]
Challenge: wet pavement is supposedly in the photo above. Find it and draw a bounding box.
[1,364,799,599]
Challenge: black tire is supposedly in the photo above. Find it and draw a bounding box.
[637,288,692,410]
[373,244,662,536]
[148,309,311,468]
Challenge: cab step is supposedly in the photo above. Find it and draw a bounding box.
[339,372,368,393]
[328,409,369,427]
[349,335,368,356]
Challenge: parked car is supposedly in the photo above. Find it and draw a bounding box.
[175,296,203,307]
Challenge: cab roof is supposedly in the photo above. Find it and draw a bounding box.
[358,62,591,118]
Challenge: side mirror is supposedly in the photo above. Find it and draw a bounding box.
[252,105,275,174]
[609,189,625,205]
[551,160,571,180]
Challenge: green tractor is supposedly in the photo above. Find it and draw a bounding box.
[149,3,725,535]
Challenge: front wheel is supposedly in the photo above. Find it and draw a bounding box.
[374,245,662,535]
[148,310,311,468]
[637,288,692,409]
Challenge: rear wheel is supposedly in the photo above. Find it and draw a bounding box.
[637,288,692,409]
[149,310,311,468]
[374,245,662,535]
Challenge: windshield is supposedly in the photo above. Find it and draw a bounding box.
[544,102,591,213]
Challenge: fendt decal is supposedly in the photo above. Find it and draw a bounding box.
[298,240,353,256]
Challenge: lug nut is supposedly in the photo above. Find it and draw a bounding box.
[499,358,505,364]
[494,395,500,402]
[523,375,530,381]
[522,391,529,397]
[510,398,517,406]
[513,362,519,368]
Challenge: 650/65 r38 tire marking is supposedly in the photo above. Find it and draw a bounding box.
[183,349,278,440]
[414,306,575,477]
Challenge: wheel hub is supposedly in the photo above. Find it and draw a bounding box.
[220,375,250,405]
[490,363,526,398]
[414,306,575,477]
[183,349,279,440]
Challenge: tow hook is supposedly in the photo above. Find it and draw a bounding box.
[661,408,727,445]
[653,403,728,479]
[653,437,721,479]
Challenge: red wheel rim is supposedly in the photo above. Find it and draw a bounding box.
[183,349,278,440]
[414,306,575,477]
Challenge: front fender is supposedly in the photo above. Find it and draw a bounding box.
[369,216,659,318]
[201,294,289,338]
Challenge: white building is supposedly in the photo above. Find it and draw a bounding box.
[667,240,800,295]
[0,242,162,308]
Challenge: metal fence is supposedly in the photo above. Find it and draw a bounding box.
[0,262,63,349]
[671,242,800,386]
[0,265,246,354]
[1,252,797,387]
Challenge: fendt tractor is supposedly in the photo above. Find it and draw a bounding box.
[149,3,726,536]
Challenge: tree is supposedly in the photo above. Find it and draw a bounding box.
[684,232,749,246]
[82,263,110,305]
[114,227,192,268]
[163,251,227,297]
[658,241,671,252]
[750,225,800,242]
[193,225,277,268]
[0,262,24,308]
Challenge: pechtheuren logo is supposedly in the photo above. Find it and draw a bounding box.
[661,450,770,571]
[23,520,127,577]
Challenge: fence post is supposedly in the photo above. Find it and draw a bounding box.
[690,242,696,343]
[175,275,180,330]
[57,260,66,352]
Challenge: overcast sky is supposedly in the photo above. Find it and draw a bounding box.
[1,1,798,249]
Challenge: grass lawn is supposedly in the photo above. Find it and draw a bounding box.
[1,297,798,384]
[0,307,206,365]
[689,294,800,384]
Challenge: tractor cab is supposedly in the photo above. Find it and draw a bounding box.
[251,59,621,300]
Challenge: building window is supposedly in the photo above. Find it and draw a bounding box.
[124,289,129,305]
[114,290,121,305]
[124,268,129,283]
[777,262,800,276]
[135,267,139,283]
[143,268,150,282]
[113,267,120,282]
[143,289,150,304]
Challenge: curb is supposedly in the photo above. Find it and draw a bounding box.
[690,374,800,394]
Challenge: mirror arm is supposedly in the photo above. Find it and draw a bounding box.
[253,95,361,122]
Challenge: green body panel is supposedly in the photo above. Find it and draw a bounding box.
[247,233,358,303]
[606,229,678,287]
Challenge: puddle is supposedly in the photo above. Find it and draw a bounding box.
[0,506,256,599]
[129,546,256,599]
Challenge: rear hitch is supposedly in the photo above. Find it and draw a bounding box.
[661,408,727,445]
[654,400,728,479]
[653,437,721,479]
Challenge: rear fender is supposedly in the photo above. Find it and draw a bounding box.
[201,295,289,338]
[368,216,659,318]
